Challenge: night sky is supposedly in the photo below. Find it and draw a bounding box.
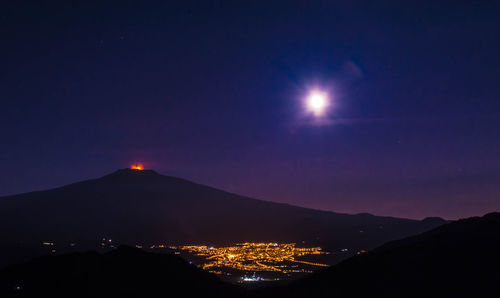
[1,1,499,219]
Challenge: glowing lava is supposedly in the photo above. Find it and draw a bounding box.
[130,163,144,170]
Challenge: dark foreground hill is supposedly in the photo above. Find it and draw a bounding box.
[1,213,497,298]
[0,246,240,298]
[0,169,445,267]
[259,212,500,298]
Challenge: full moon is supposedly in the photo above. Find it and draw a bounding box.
[306,90,329,116]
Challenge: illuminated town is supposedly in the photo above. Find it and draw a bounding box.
[166,242,329,279]
[41,240,333,282]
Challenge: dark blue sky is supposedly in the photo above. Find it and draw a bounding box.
[1,1,499,219]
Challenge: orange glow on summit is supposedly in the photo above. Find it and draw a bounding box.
[130,164,144,170]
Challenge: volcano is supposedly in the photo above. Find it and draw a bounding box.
[0,169,445,266]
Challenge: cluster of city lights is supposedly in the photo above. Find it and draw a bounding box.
[169,242,329,274]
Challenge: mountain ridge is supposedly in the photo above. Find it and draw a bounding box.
[0,169,447,222]
[0,169,446,268]
[0,245,241,298]
[1,213,497,298]
[260,212,500,298]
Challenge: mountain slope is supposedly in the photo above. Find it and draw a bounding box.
[2,213,497,298]
[0,246,240,298]
[261,212,500,298]
[0,169,445,264]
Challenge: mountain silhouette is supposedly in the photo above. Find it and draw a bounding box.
[0,246,241,298]
[1,213,497,298]
[0,169,445,267]
[260,212,500,298]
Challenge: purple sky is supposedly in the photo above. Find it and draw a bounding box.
[1,1,499,219]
